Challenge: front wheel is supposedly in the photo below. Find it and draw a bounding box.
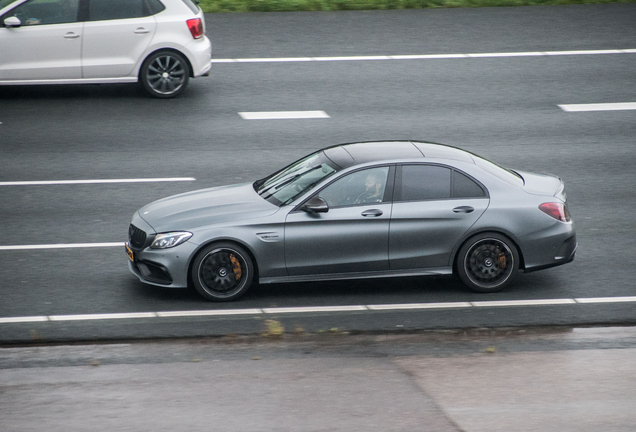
[457,233,519,293]
[191,243,255,302]
[139,50,190,98]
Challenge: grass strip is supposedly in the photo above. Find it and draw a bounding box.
[198,0,635,13]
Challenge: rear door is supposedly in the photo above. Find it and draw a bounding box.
[81,0,158,78]
[0,0,82,80]
[389,164,489,269]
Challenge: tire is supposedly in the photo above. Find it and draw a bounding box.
[457,232,519,293]
[191,243,255,302]
[139,50,190,98]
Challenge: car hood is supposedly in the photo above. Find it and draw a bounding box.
[138,183,279,233]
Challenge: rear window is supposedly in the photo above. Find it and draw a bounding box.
[472,155,524,187]
[400,165,451,201]
[453,170,486,198]
[87,0,165,20]
[397,164,487,201]
[180,0,199,14]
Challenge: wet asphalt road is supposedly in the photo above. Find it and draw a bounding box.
[0,4,635,343]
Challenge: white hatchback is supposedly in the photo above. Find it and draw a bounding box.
[0,0,211,97]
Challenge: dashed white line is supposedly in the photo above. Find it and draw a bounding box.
[367,302,472,310]
[48,312,157,321]
[575,296,636,304]
[263,305,367,313]
[0,316,48,324]
[0,242,125,251]
[211,49,636,64]
[1,296,633,324]
[471,298,577,307]
[558,102,636,112]
[0,177,196,186]
[238,111,330,120]
[157,309,263,317]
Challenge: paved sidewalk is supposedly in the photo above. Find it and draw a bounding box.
[1,327,635,432]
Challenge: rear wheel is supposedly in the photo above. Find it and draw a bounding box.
[191,243,254,302]
[457,233,519,293]
[139,50,190,98]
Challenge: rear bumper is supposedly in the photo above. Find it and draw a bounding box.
[523,231,577,273]
[185,36,212,77]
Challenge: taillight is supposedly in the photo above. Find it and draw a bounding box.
[186,18,204,39]
[539,202,571,222]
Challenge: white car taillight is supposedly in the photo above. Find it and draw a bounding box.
[186,18,204,39]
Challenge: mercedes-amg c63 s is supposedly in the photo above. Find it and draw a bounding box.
[126,141,576,301]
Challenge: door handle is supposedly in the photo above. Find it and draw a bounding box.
[453,206,474,214]
[134,27,150,34]
[361,209,383,217]
[63,32,80,39]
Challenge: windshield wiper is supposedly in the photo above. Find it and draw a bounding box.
[258,165,322,197]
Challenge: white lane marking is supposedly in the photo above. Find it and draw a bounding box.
[0,177,196,186]
[0,242,125,251]
[212,49,636,63]
[238,111,330,120]
[263,305,367,313]
[559,102,636,112]
[48,312,158,321]
[367,302,472,310]
[157,309,263,317]
[575,296,636,304]
[0,316,48,324]
[2,296,633,325]
[471,299,577,307]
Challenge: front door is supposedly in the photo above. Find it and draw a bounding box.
[0,0,82,80]
[284,166,393,276]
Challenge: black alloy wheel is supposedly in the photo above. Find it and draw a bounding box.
[457,232,519,293]
[192,243,254,301]
[140,50,190,98]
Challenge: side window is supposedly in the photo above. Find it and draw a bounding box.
[319,167,390,208]
[400,165,451,201]
[87,0,162,21]
[4,0,80,26]
[453,170,486,198]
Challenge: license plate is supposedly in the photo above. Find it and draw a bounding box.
[125,243,135,262]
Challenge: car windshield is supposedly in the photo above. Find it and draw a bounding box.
[255,151,340,206]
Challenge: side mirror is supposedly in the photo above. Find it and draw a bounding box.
[302,197,329,213]
[4,16,21,28]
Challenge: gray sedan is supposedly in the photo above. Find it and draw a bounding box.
[126,141,576,301]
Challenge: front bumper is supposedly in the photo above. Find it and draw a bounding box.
[127,241,196,288]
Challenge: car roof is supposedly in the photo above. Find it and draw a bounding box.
[323,140,475,168]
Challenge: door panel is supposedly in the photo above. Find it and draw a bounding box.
[0,0,82,80]
[284,203,392,276]
[389,199,488,269]
[82,17,155,78]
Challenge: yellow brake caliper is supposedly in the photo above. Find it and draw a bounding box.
[229,254,242,281]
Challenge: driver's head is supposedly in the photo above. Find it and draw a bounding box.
[364,172,382,192]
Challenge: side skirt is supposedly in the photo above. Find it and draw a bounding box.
[259,267,453,284]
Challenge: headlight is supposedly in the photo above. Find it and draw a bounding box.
[150,232,193,249]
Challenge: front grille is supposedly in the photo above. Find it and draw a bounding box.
[128,224,147,249]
